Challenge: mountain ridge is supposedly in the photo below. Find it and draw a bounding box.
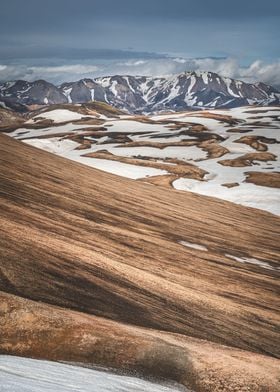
[1,71,279,113]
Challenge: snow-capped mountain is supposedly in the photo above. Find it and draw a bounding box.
[0,80,68,108]
[93,72,280,112]
[0,71,279,112]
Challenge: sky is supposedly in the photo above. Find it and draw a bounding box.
[0,0,279,86]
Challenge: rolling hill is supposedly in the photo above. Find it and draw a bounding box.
[0,133,280,391]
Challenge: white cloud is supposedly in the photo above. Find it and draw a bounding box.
[0,64,101,84]
[29,64,100,74]
[240,60,280,87]
[173,58,187,64]
[0,58,279,88]
[110,57,280,88]
[191,58,241,79]
[117,60,147,66]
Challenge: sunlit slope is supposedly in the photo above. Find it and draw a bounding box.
[1,133,279,354]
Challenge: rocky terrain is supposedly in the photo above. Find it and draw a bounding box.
[0,132,280,391]
[0,71,279,113]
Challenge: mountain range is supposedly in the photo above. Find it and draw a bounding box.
[0,71,279,113]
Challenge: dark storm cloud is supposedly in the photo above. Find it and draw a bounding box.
[0,46,166,61]
[1,1,280,41]
[1,0,280,30]
[0,0,279,84]
[0,1,279,50]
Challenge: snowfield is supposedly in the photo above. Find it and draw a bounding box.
[0,356,188,392]
[8,105,280,215]
[28,109,87,123]
[173,178,280,215]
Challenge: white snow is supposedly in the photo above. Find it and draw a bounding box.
[63,88,73,103]
[224,78,240,98]
[63,155,168,179]
[110,81,118,96]
[21,136,167,179]
[7,106,280,216]
[106,120,165,134]
[163,83,181,103]
[173,178,280,215]
[201,73,209,85]
[179,241,208,251]
[214,106,280,120]
[124,76,136,93]
[0,356,187,392]
[24,138,80,154]
[225,254,278,271]
[112,145,207,161]
[187,75,197,95]
[31,109,86,123]
[10,122,96,139]
[151,113,229,136]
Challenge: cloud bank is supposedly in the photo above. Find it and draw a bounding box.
[0,57,279,89]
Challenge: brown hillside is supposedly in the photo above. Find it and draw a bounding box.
[0,133,279,390]
[0,107,25,131]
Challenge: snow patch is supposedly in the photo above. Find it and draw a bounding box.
[0,355,187,392]
[33,109,85,123]
[225,254,277,271]
[179,241,208,251]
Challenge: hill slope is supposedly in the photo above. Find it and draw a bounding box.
[0,134,280,390]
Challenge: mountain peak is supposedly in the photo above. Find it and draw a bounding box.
[0,72,279,113]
